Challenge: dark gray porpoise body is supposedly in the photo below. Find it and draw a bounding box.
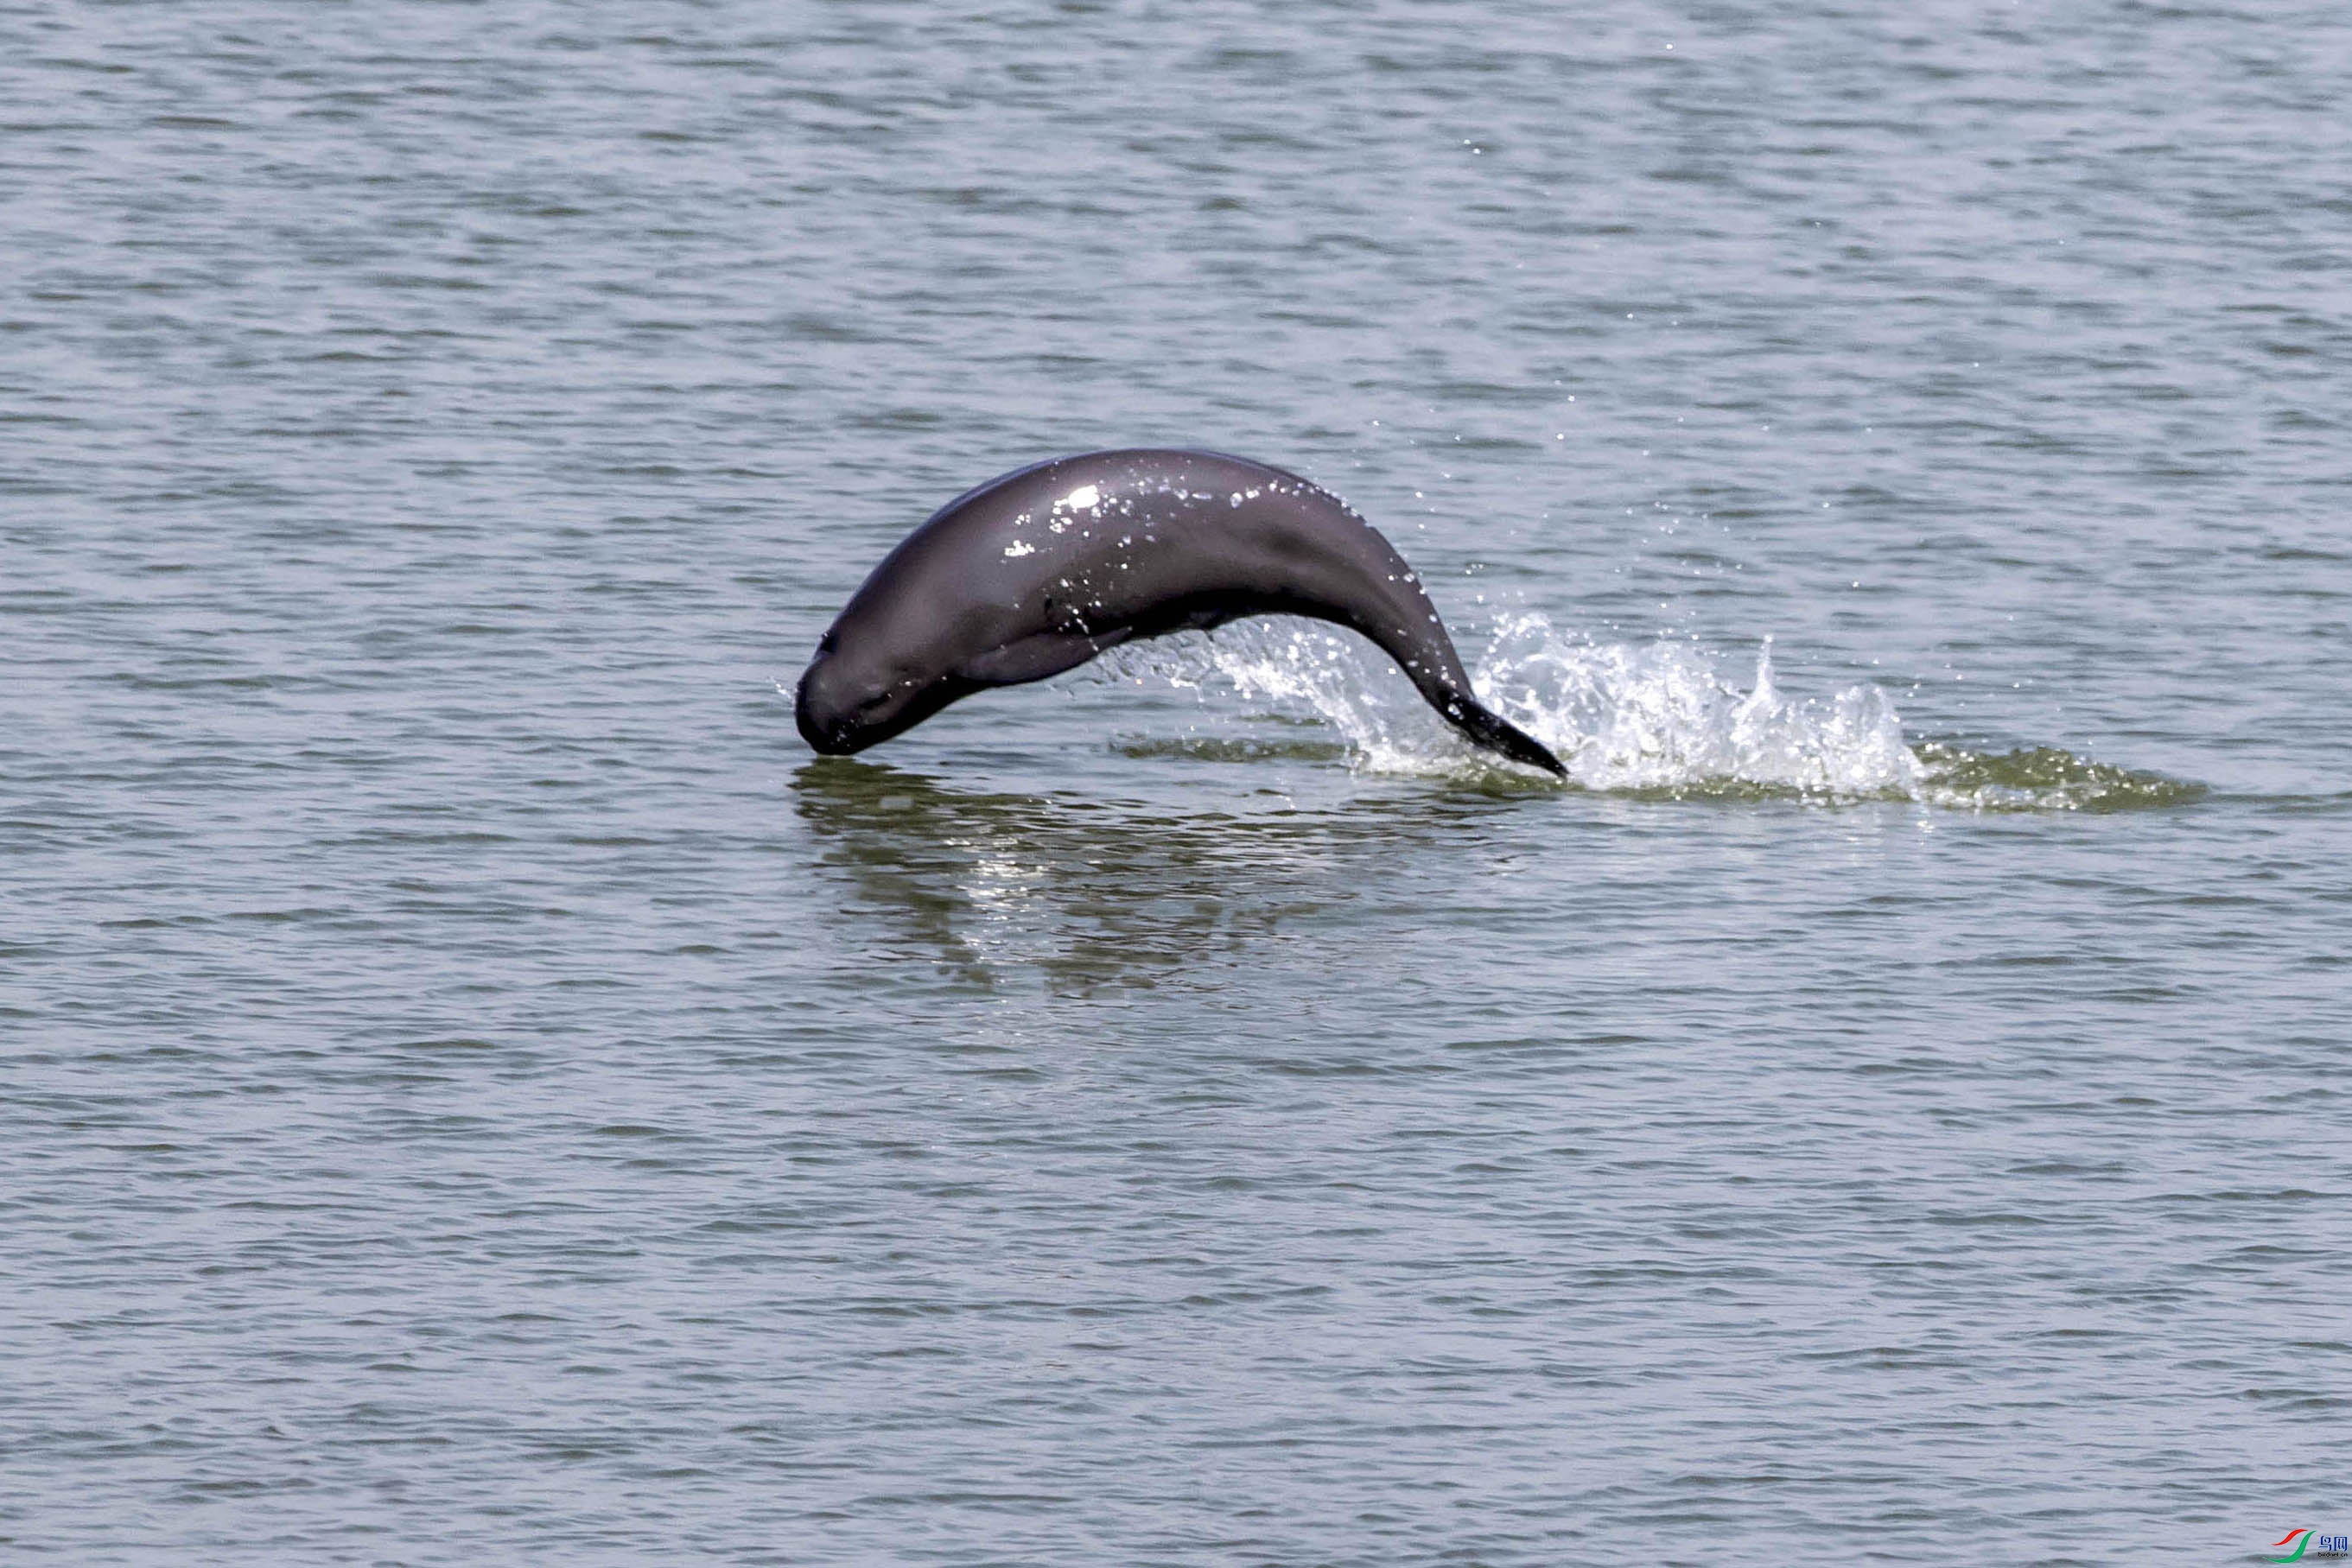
[795,449,1566,776]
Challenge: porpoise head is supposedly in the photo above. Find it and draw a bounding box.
[796,627,964,755]
[798,466,1074,754]
[793,630,871,754]
[795,544,1000,754]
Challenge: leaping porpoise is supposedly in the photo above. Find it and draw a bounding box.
[794,448,1566,777]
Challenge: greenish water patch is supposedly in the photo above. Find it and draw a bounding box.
[1594,777,1883,806]
[1910,742,2206,813]
[1581,744,2203,812]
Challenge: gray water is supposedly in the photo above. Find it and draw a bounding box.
[5,3,2350,1563]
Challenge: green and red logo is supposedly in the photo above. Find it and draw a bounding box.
[2273,1530,2351,1562]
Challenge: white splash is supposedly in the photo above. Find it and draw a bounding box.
[1061,484,1099,511]
[1080,613,2196,810]
[1476,613,1920,797]
[1095,613,1922,799]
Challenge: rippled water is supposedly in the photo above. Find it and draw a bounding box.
[6,3,2350,1563]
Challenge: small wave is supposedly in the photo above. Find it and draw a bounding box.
[1092,613,2200,812]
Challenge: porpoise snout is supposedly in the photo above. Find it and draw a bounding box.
[795,654,866,754]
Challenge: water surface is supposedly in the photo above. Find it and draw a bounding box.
[5,3,2349,1563]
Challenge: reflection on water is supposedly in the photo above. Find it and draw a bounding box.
[792,758,1500,993]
